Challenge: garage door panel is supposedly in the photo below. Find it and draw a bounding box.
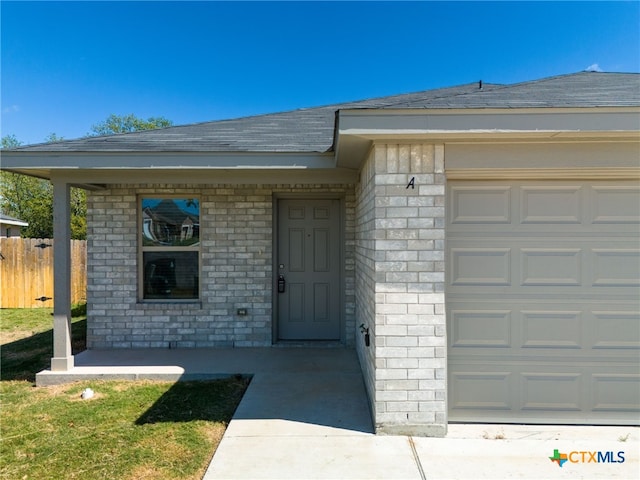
[591,186,640,224]
[450,310,511,348]
[520,248,582,286]
[449,186,511,224]
[592,249,640,286]
[449,362,640,422]
[592,374,640,412]
[450,371,513,410]
[591,311,640,350]
[448,240,639,294]
[448,182,640,233]
[449,302,638,357]
[450,248,511,286]
[521,372,583,411]
[521,310,582,349]
[520,186,582,224]
[450,305,589,352]
[447,179,639,424]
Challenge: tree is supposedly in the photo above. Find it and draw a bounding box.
[44,132,64,143]
[89,114,172,136]
[1,134,21,149]
[1,135,85,239]
[0,171,54,238]
[2,114,172,239]
[70,187,87,239]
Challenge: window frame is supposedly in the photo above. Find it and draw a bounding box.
[138,195,201,302]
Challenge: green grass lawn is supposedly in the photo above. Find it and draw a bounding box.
[0,308,249,480]
[1,305,87,382]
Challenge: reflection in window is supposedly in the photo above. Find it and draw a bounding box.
[140,198,200,300]
[142,198,200,246]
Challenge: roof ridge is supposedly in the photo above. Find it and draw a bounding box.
[162,81,506,125]
[484,70,631,91]
[374,82,506,108]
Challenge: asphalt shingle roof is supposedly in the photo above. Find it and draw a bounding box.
[11,72,639,154]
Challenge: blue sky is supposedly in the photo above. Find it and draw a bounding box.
[2,1,639,145]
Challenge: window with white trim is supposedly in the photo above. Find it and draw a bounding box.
[139,197,200,300]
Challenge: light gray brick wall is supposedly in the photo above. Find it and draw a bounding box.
[355,147,378,418]
[355,143,447,437]
[87,184,355,349]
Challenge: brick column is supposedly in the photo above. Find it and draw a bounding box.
[371,143,447,437]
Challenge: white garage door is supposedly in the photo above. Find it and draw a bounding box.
[447,179,640,424]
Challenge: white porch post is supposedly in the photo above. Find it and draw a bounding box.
[50,178,74,371]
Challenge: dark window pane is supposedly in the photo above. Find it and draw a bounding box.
[143,252,199,299]
[142,198,200,246]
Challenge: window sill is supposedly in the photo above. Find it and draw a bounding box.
[134,301,203,310]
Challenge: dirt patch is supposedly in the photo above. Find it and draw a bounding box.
[200,422,226,446]
[0,330,40,345]
[125,465,165,480]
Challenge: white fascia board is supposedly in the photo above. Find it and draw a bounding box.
[0,151,336,171]
[338,108,640,135]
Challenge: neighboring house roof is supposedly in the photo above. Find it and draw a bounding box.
[9,71,640,155]
[144,199,199,226]
[0,213,29,227]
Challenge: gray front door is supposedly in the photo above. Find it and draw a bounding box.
[277,199,341,340]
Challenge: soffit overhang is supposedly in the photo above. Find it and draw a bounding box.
[0,151,357,187]
[334,107,640,169]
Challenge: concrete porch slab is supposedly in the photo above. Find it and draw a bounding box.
[35,346,364,386]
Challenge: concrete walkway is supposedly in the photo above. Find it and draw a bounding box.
[36,348,639,479]
[198,348,637,480]
[201,349,638,480]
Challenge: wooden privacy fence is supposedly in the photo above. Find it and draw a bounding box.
[0,238,86,308]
